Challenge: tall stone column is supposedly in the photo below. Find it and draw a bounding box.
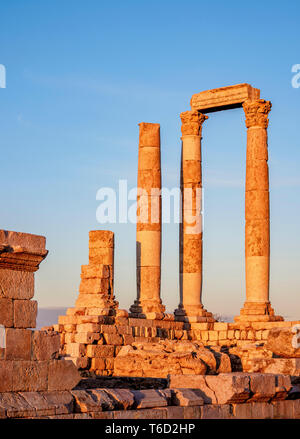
[235,99,283,322]
[175,111,214,323]
[130,122,165,319]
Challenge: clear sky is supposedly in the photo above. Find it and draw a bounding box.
[1,0,300,320]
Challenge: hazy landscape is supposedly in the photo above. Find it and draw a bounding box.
[36,307,67,330]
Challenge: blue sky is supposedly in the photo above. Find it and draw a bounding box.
[0,0,300,320]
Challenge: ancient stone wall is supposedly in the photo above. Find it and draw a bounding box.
[0,230,80,393]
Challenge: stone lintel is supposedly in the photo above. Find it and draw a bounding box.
[0,230,48,272]
[190,83,260,113]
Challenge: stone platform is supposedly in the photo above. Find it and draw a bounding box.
[1,373,300,419]
[54,309,300,377]
[54,227,300,378]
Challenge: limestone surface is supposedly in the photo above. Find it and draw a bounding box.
[266,328,300,358]
[190,83,260,113]
[114,340,231,378]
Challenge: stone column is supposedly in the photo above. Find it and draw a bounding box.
[129,122,165,319]
[175,111,214,323]
[235,99,283,322]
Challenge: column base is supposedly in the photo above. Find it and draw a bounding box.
[234,301,284,323]
[129,299,166,320]
[174,304,215,323]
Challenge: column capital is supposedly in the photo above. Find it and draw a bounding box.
[243,99,272,129]
[180,110,208,136]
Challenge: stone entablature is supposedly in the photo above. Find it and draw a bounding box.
[0,230,48,272]
[190,83,260,113]
[187,85,282,323]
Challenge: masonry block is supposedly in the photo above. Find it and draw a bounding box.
[0,270,34,300]
[133,390,168,409]
[68,356,89,369]
[74,332,100,344]
[250,402,274,419]
[40,391,74,415]
[12,360,48,392]
[205,373,251,404]
[72,390,103,413]
[0,298,13,327]
[0,360,13,392]
[88,389,115,410]
[201,404,232,419]
[5,328,32,360]
[81,264,110,279]
[48,359,80,391]
[32,330,60,360]
[19,392,56,417]
[103,333,123,345]
[172,389,204,407]
[249,373,276,402]
[14,299,37,328]
[86,345,115,358]
[0,392,36,418]
[76,323,100,333]
[104,389,135,410]
[90,358,106,370]
[65,343,86,358]
[75,294,111,308]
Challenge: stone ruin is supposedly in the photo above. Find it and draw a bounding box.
[1,83,300,419]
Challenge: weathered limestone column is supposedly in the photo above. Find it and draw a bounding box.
[129,123,165,318]
[175,111,214,322]
[235,99,283,322]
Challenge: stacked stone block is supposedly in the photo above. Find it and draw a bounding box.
[76,230,117,309]
[0,230,80,393]
[57,230,120,374]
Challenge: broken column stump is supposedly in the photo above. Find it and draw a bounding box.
[56,230,124,373]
